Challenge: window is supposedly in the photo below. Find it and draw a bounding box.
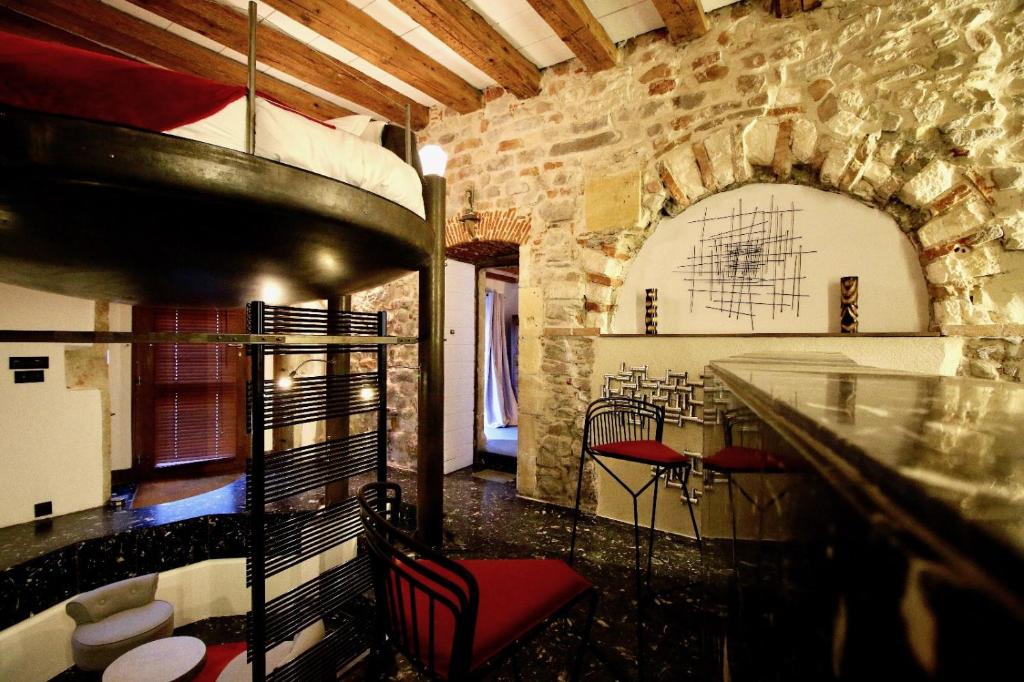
[133,307,247,474]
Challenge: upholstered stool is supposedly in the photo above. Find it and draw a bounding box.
[704,444,804,571]
[66,573,175,671]
[570,397,701,598]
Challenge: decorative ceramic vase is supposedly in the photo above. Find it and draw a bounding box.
[840,276,859,334]
[644,288,658,335]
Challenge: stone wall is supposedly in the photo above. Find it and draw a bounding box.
[353,274,420,469]
[372,0,1024,505]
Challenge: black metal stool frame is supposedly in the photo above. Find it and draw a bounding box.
[358,482,599,682]
[569,397,702,597]
[706,409,799,573]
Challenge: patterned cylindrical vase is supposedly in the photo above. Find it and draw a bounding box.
[644,288,658,335]
[840,276,859,334]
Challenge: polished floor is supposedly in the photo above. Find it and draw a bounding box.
[347,468,831,682]
[55,468,830,681]
[131,473,244,508]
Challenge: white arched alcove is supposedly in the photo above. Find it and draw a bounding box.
[612,184,929,334]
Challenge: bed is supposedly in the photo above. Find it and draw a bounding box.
[0,30,435,306]
[0,31,425,218]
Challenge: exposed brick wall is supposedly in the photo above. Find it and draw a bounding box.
[372,0,1024,505]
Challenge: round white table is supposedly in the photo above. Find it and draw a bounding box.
[103,636,207,682]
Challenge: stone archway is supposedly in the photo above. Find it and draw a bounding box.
[575,118,1017,340]
[445,207,531,251]
[523,115,1021,508]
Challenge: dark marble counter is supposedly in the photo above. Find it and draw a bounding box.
[0,477,246,572]
[0,477,249,631]
[710,352,1024,615]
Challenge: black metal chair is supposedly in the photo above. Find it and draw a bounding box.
[703,409,804,571]
[569,396,701,596]
[357,482,598,681]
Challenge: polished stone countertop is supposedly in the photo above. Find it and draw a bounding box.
[0,477,247,572]
[710,352,1024,605]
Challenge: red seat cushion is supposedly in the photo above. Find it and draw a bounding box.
[395,559,591,678]
[591,440,688,466]
[704,446,788,473]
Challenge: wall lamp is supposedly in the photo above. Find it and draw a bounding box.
[275,358,378,402]
[275,358,332,390]
[419,144,448,177]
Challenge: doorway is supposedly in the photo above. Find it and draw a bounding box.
[479,266,519,467]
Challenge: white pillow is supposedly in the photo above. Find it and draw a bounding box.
[327,114,371,137]
[327,115,386,145]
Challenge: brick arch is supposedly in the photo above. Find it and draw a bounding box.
[580,118,1009,338]
[445,207,531,248]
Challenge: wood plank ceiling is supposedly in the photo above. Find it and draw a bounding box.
[0,1,819,129]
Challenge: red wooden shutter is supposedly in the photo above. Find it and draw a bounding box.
[152,308,243,467]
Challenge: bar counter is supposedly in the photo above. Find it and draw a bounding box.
[711,352,1024,617]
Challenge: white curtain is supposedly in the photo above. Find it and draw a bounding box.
[484,290,518,428]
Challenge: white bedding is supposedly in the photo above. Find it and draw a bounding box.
[167,98,425,218]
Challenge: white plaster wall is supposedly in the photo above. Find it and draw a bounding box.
[590,335,964,537]
[612,184,930,334]
[108,303,133,472]
[444,259,476,473]
[0,283,104,528]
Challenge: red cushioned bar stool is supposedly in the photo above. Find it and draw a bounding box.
[358,482,598,681]
[703,409,802,572]
[569,396,701,597]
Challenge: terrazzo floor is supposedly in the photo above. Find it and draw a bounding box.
[54,467,831,681]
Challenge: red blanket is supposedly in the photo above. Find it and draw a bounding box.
[0,31,245,132]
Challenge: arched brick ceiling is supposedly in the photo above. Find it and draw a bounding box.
[447,240,520,266]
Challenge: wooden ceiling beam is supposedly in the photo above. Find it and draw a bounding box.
[128,0,428,128]
[264,0,480,113]
[651,0,709,42]
[388,0,540,99]
[525,0,617,72]
[0,6,127,58]
[0,0,351,121]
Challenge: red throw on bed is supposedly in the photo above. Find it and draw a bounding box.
[0,31,246,132]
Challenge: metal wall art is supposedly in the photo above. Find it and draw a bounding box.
[678,196,815,331]
[602,362,703,427]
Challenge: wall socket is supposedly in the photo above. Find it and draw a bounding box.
[34,501,52,518]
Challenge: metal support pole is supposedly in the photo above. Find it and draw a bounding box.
[404,104,412,166]
[245,1,257,155]
[248,301,266,681]
[417,175,446,546]
[325,295,351,506]
[377,311,389,482]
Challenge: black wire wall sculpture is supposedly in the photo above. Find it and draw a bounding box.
[678,196,816,330]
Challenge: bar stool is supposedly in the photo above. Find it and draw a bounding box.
[569,396,701,597]
[703,410,801,571]
[358,482,598,681]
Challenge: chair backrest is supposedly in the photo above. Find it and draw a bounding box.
[66,573,159,625]
[583,396,665,452]
[357,482,480,679]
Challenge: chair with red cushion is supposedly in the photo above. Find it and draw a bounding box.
[703,410,803,571]
[357,482,598,681]
[569,396,701,597]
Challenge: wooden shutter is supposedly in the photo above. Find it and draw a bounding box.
[150,308,244,467]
